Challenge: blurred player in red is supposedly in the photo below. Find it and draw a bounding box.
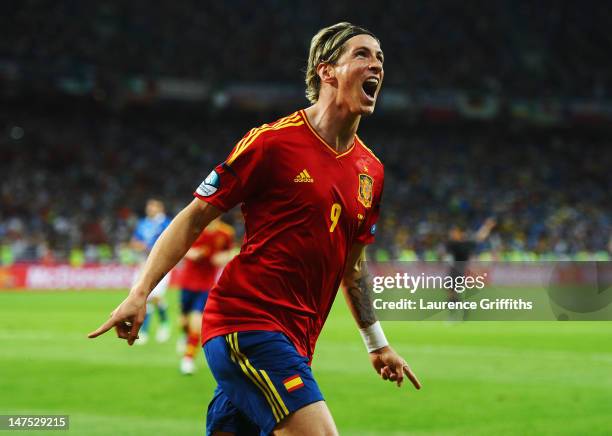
[90,22,421,435]
[178,218,235,375]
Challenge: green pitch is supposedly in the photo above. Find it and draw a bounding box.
[1,290,611,435]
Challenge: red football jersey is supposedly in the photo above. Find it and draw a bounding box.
[179,223,234,292]
[194,110,384,360]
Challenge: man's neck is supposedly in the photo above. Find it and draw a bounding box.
[304,102,361,153]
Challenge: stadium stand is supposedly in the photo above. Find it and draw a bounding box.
[2,1,611,97]
[1,109,610,263]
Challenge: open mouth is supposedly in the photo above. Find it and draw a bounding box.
[362,78,379,99]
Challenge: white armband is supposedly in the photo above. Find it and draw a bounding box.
[359,321,389,353]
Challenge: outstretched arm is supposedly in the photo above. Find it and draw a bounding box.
[341,243,421,389]
[88,198,221,344]
[474,217,497,243]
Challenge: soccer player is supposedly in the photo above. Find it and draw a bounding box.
[178,218,235,375]
[446,217,496,316]
[130,198,172,344]
[90,22,421,435]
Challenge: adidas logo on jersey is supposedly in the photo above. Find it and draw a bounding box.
[294,169,314,183]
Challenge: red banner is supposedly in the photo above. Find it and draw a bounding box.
[0,264,183,290]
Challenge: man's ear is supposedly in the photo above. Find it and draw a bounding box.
[317,62,336,85]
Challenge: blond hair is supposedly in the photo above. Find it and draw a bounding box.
[305,22,378,104]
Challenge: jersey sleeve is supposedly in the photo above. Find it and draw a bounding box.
[132,221,145,242]
[194,131,268,212]
[355,173,384,245]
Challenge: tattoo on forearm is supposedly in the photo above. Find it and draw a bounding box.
[346,272,377,328]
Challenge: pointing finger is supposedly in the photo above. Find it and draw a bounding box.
[403,364,422,390]
[88,318,115,339]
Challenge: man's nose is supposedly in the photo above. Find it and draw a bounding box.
[369,61,382,74]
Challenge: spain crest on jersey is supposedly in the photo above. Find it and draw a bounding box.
[358,174,374,208]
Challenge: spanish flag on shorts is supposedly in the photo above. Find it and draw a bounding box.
[283,375,304,393]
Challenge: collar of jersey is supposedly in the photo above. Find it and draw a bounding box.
[150,213,167,223]
[300,109,356,159]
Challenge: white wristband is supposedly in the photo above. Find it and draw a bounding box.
[359,321,389,353]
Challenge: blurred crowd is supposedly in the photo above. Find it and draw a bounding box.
[2,110,610,264]
[372,129,611,261]
[2,1,611,98]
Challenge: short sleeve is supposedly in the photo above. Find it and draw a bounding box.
[132,221,145,242]
[194,131,267,212]
[355,175,384,245]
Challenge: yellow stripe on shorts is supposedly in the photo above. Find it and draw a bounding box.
[225,333,288,422]
[225,334,281,422]
[230,333,289,417]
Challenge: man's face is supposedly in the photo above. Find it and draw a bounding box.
[331,34,384,116]
[146,200,163,218]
